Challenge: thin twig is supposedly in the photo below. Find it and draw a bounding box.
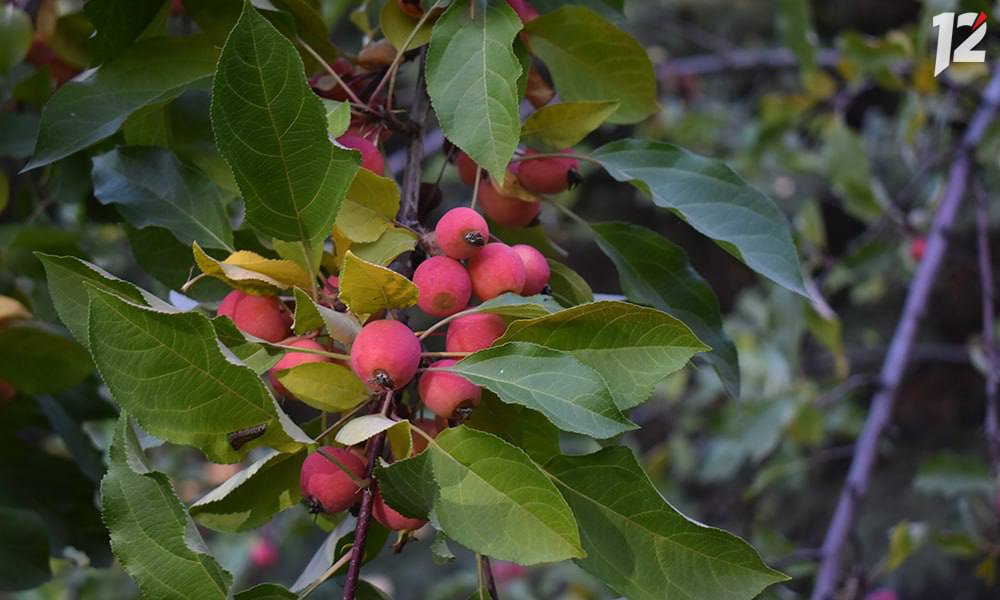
[811,63,1000,600]
[298,552,353,599]
[341,395,391,600]
[397,47,430,229]
[975,181,1000,475]
[480,555,500,600]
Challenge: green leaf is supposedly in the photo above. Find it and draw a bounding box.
[0,325,93,395]
[524,7,656,124]
[471,292,561,318]
[190,449,306,532]
[273,239,323,276]
[914,453,995,497]
[336,415,411,459]
[426,0,523,177]
[339,251,419,317]
[83,0,165,64]
[290,288,361,344]
[380,0,433,52]
[26,35,219,170]
[449,342,636,438]
[102,416,233,599]
[377,426,583,565]
[37,253,153,347]
[349,226,418,267]
[0,5,32,75]
[276,362,370,413]
[0,507,51,591]
[323,99,351,137]
[336,169,401,243]
[546,260,593,306]
[235,583,298,600]
[546,447,788,600]
[92,147,234,251]
[211,316,282,374]
[592,140,806,296]
[591,222,740,399]
[520,101,619,150]
[211,2,359,242]
[86,288,309,463]
[465,391,560,463]
[498,301,707,409]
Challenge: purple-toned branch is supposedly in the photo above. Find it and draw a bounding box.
[811,63,1000,600]
[339,428,386,600]
[480,555,500,600]
[975,182,1000,475]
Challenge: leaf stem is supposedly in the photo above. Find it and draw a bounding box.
[470,163,483,210]
[315,402,370,442]
[267,343,351,362]
[421,351,472,358]
[317,447,370,489]
[297,39,366,107]
[297,551,352,599]
[546,197,591,229]
[368,1,443,103]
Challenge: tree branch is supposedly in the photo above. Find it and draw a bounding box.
[340,397,390,600]
[398,47,430,230]
[976,181,1000,476]
[480,555,499,600]
[810,63,1000,600]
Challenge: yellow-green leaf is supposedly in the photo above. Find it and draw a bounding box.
[338,251,418,317]
[335,169,401,243]
[193,243,313,294]
[276,362,370,413]
[380,0,433,52]
[350,226,418,267]
[520,100,619,150]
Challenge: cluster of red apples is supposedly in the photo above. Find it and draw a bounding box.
[215,129,579,532]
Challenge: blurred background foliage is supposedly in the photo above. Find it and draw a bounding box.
[2,0,1000,598]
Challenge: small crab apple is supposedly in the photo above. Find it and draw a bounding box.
[517,149,581,195]
[410,418,446,454]
[467,243,527,300]
[268,339,332,398]
[372,488,426,531]
[249,538,279,569]
[351,320,422,390]
[217,290,292,342]
[413,256,472,317]
[0,379,14,403]
[910,237,927,261]
[506,0,539,22]
[435,207,489,259]
[478,181,541,228]
[455,151,481,186]
[337,133,385,174]
[445,313,507,353]
[395,0,424,18]
[512,244,550,295]
[300,447,366,514]
[419,359,482,419]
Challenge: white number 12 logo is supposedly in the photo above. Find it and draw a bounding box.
[933,11,988,76]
